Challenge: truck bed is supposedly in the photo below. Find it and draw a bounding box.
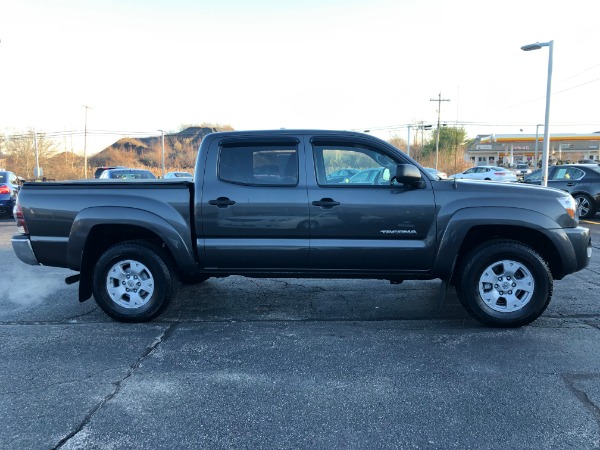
[17,180,194,269]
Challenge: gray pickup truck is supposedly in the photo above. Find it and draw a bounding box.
[12,130,592,327]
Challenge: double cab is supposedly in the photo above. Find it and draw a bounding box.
[12,130,592,327]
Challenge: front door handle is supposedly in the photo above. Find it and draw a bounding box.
[312,198,340,209]
[208,197,236,208]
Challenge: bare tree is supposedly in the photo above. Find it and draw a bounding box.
[5,130,57,179]
[0,134,7,168]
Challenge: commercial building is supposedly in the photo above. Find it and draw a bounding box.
[467,132,600,167]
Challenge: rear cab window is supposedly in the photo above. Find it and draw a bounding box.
[218,144,298,186]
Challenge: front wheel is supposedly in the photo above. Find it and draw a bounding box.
[92,242,176,322]
[457,240,553,327]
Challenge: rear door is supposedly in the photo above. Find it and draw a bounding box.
[307,136,437,272]
[199,137,310,269]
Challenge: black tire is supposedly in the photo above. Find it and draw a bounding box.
[573,193,595,219]
[92,242,176,322]
[456,240,553,327]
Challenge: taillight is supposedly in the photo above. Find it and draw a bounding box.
[13,203,29,234]
[0,184,10,194]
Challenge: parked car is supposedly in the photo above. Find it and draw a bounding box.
[164,171,193,179]
[0,170,22,218]
[94,166,127,179]
[424,167,448,179]
[98,168,157,180]
[522,164,600,219]
[450,166,518,182]
[513,163,532,178]
[347,167,391,185]
[326,168,359,184]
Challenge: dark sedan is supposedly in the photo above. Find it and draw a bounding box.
[326,168,359,184]
[522,164,600,219]
[0,170,22,218]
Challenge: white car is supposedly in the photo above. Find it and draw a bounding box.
[424,167,448,179]
[450,166,517,182]
[164,171,193,179]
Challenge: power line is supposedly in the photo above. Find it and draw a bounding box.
[2,129,206,140]
[554,76,600,94]
[502,75,600,110]
[556,62,600,84]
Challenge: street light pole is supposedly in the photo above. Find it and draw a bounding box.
[521,40,553,187]
[407,125,412,158]
[417,123,432,160]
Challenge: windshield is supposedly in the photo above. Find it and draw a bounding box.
[525,169,542,181]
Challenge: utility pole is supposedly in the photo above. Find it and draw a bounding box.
[83,105,91,178]
[158,130,165,178]
[430,93,450,169]
[34,130,40,179]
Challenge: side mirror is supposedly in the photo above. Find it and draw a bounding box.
[395,164,425,188]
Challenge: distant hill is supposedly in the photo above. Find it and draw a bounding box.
[89,126,222,171]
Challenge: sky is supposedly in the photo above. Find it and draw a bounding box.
[1,0,600,156]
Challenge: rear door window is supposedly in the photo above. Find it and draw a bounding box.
[218,144,298,186]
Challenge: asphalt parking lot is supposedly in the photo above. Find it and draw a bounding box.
[1,217,599,449]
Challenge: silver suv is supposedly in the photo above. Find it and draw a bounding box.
[514,163,532,178]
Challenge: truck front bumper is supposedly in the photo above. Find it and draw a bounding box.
[12,234,40,265]
[563,226,592,274]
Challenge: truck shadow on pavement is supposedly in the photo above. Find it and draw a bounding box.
[166,277,473,324]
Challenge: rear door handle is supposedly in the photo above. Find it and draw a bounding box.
[312,198,340,209]
[208,197,236,208]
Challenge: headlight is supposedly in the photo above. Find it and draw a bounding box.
[557,195,578,220]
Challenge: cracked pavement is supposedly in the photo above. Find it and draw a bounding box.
[1,218,600,449]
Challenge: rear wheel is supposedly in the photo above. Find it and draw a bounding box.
[456,240,553,327]
[573,193,595,219]
[92,242,176,322]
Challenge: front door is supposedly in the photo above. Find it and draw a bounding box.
[308,139,437,272]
